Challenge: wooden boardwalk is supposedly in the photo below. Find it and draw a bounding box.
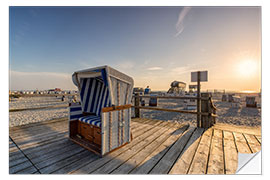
[9,118,261,174]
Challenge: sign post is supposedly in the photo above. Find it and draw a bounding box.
[191,71,208,127]
[197,71,201,127]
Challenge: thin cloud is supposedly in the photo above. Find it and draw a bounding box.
[147,67,163,71]
[175,7,191,37]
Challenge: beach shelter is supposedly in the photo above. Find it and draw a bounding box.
[68,65,134,156]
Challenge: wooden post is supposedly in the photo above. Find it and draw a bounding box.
[134,93,140,118]
[197,71,201,127]
[201,93,209,128]
[201,93,216,128]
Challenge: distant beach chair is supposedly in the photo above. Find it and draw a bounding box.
[68,66,134,156]
[246,96,257,108]
[221,94,227,101]
[228,94,234,102]
[231,96,241,108]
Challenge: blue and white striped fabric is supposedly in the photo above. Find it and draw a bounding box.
[80,77,111,116]
[78,115,101,127]
[69,104,84,121]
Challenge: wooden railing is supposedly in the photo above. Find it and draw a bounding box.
[132,93,217,128]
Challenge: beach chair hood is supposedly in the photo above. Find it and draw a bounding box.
[72,65,134,115]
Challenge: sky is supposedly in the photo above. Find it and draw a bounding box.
[9,6,261,92]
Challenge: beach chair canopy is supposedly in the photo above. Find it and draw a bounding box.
[72,65,134,116]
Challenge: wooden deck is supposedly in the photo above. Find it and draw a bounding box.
[9,118,261,174]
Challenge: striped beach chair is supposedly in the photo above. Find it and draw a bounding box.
[69,66,134,156]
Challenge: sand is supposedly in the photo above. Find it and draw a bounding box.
[9,94,261,128]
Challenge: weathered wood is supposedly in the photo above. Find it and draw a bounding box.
[188,128,213,174]
[70,121,170,174]
[255,135,261,144]
[52,152,99,174]
[91,122,173,174]
[243,134,261,153]
[111,124,189,174]
[40,150,93,174]
[207,129,225,174]
[169,128,204,174]
[223,131,238,174]
[233,132,252,153]
[102,104,132,112]
[9,132,69,153]
[9,159,34,174]
[149,127,196,174]
[15,165,38,174]
[10,139,76,169]
[134,93,140,118]
[131,125,194,174]
[35,146,85,170]
[133,95,209,100]
[213,123,261,136]
[9,118,261,175]
[133,106,211,116]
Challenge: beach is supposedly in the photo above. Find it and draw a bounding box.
[9,94,261,128]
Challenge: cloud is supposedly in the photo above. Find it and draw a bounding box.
[9,71,76,90]
[147,67,163,71]
[175,7,191,37]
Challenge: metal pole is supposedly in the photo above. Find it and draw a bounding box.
[197,71,201,127]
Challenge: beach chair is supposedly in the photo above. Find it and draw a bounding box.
[68,66,134,156]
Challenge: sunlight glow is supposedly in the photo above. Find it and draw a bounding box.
[237,59,258,77]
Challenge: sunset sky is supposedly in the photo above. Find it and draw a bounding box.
[9,7,261,92]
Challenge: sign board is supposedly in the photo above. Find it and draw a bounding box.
[191,71,208,82]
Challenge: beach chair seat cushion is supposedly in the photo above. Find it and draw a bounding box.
[78,115,101,127]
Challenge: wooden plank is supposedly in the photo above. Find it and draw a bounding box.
[9,136,69,161]
[169,128,204,174]
[11,129,67,147]
[70,121,170,174]
[233,132,252,153]
[40,150,95,174]
[10,125,67,141]
[35,145,85,170]
[9,160,33,174]
[149,127,195,174]
[213,123,261,136]
[111,124,189,174]
[9,133,68,153]
[133,106,207,115]
[188,128,213,174]
[91,122,173,174]
[102,104,131,112]
[255,135,261,144]
[243,134,261,153]
[15,165,38,174]
[10,123,67,140]
[52,152,99,174]
[207,129,225,174]
[223,131,238,174]
[10,142,79,170]
[133,95,209,100]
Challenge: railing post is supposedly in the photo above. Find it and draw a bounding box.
[201,93,209,128]
[134,93,140,118]
[201,93,216,128]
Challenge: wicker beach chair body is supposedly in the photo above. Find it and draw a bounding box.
[68,66,134,156]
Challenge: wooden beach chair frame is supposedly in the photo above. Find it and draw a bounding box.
[68,66,134,156]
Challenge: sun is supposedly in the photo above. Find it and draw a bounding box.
[237,59,259,77]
